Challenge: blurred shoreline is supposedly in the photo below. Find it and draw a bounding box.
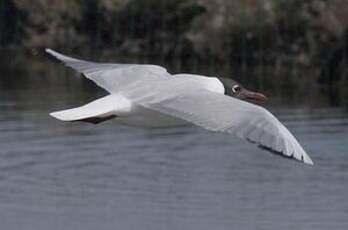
[1,49,347,109]
[1,0,348,107]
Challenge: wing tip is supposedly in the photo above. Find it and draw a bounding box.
[45,48,77,63]
[258,145,314,166]
[302,155,314,166]
[45,48,56,56]
[293,146,314,166]
[49,111,69,121]
[45,48,62,61]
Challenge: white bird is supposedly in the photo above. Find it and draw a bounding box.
[46,48,313,165]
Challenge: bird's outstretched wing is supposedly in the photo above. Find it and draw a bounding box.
[45,49,170,93]
[46,49,313,164]
[130,89,313,165]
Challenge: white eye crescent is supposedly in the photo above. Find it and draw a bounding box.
[232,85,241,94]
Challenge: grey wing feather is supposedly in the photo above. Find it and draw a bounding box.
[45,48,170,93]
[134,89,313,165]
[46,48,124,74]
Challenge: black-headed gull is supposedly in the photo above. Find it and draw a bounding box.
[46,49,313,165]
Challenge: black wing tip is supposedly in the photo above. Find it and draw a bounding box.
[257,145,313,165]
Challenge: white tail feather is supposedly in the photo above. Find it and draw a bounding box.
[50,95,131,123]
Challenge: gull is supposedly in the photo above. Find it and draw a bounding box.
[46,49,313,165]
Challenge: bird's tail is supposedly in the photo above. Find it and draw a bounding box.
[50,95,119,124]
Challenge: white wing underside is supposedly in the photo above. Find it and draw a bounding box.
[46,49,313,165]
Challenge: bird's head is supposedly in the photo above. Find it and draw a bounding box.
[219,78,267,103]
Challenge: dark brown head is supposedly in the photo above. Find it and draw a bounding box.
[218,78,267,103]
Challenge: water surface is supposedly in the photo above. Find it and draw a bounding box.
[0,54,347,230]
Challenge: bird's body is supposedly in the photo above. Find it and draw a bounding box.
[52,73,224,128]
[116,101,188,128]
[69,94,188,128]
[46,49,314,165]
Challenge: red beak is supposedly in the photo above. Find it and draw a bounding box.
[243,91,268,103]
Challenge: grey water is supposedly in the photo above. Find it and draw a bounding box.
[0,53,348,230]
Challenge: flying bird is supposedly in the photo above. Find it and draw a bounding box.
[46,49,313,165]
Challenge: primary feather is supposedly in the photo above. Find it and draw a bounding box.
[45,48,169,93]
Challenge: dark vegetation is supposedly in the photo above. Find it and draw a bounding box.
[1,0,348,94]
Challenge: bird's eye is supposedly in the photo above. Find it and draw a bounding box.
[232,85,241,94]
